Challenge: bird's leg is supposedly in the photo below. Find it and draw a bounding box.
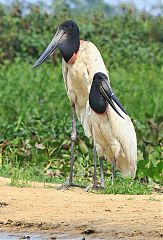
[93,144,98,188]
[69,105,76,186]
[59,106,85,189]
[86,145,104,191]
[100,157,105,188]
[86,143,98,191]
[112,158,116,185]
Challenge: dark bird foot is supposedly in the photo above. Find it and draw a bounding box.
[57,180,86,190]
[85,183,105,192]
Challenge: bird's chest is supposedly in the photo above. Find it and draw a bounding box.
[89,109,112,144]
[66,61,91,107]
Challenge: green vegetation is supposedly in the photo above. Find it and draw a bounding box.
[0,1,162,193]
[100,176,151,195]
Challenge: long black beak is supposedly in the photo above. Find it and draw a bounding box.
[32,29,67,69]
[100,79,127,119]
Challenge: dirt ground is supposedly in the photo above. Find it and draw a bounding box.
[0,177,162,240]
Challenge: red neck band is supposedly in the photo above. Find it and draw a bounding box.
[67,40,85,65]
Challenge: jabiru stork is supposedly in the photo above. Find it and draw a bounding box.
[32,20,127,187]
[85,72,137,185]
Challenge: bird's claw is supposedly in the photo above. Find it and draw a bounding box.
[56,180,71,190]
[57,180,86,190]
[85,183,105,192]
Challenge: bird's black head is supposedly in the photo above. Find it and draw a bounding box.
[89,72,108,114]
[93,72,108,87]
[58,20,80,62]
[32,20,80,68]
[59,20,79,39]
[89,72,127,118]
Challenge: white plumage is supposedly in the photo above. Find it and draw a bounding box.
[62,41,108,124]
[86,99,137,178]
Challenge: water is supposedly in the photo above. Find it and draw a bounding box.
[0,232,48,240]
[0,232,88,240]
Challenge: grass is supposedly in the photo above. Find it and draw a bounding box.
[0,60,162,193]
[0,163,151,194]
[100,175,151,195]
[0,164,65,187]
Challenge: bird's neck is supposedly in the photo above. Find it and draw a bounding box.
[89,84,107,114]
[59,37,81,64]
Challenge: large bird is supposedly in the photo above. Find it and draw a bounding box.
[32,20,127,187]
[86,72,137,184]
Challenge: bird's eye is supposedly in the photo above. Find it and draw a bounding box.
[65,24,68,28]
